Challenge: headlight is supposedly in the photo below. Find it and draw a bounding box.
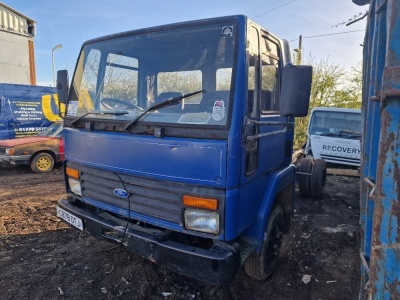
[68,178,82,196]
[184,208,219,234]
[5,148,15,155]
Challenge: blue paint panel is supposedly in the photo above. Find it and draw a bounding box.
[224,187,239,240]
[65,128,227,186]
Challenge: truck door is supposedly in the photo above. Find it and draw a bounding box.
[257,33,287,172]
[238,26,286,232]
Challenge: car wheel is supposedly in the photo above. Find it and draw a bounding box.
[30,153,54,173]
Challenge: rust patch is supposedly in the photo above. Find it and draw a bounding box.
[387,279,400,299]
[382,66,400,100]
[373,113,394,247]
[393,158,400,243]
[368,248,380,297]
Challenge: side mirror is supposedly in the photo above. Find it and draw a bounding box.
[57,70,69,104]
[279,64,312,117]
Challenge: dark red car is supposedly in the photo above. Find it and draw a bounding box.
[0,123,64,172]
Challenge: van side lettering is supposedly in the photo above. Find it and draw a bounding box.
[321,144,360,154]
[42,94,66,122]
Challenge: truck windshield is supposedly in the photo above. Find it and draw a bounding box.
[67,22,237,128]
[309,110,361,138]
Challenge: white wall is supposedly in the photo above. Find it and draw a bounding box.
[0,30,31,84]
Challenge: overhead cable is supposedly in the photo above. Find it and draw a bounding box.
[289,30,365,42]
[253,0,296,19]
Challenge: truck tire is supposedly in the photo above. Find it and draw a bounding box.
[298,158,312,196]
[30,152,54,173]
[310,159,327,198]
[244,205,284,280]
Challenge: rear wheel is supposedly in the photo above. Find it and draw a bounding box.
[310,159,327,198]
[30,153,54,173]
[245,205,284,280]
[298,158,312,196]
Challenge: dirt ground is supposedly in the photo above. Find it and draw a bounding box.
[0,162,361,300]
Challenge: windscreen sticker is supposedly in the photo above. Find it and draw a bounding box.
[67,101,78,116]
[222,26,233,36]
[212,100,225,121]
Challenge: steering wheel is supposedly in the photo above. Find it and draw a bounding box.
[100,98,143,110]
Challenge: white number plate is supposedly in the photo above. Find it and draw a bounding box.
[57,206,83,231]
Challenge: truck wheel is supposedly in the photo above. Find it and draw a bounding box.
[245,205,284,280]
[31,153,54,173]
[298,158,312,196]
[310,159,327,198]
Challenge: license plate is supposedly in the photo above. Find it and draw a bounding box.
[57,206,83,231]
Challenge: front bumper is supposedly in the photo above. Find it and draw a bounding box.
[0,154,31,165]
[58,198,241,284]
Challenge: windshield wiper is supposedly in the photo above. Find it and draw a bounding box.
[124,89,206,131]
[318,132,337,137]
[338,130,361,139]
[70,110,129,126]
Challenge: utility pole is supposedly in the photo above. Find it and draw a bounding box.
[52,44,63,87]
[297,35,303,65]
[295,35,302,65]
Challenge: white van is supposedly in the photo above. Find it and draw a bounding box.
[295,107,361,198]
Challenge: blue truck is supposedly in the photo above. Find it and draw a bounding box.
[354,0,400,299]
[0,83,62,140]
[55,15,312,284]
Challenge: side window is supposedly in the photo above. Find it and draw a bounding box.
[103,54,139,106]
[247,27,260,118]
[261,37,280,113]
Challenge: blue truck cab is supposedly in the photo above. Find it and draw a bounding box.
[56,15,312,284]
[0,83,61,140]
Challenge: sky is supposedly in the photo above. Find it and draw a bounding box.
[4,0,369,86]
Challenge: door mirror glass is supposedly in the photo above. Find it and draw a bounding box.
[57,70,69,104]
[279,65,312,117]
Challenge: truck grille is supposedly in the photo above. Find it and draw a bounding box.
[69,163,225,225]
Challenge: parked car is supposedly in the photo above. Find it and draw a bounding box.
[0,122,64,172]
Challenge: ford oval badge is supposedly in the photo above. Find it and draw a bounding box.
[114,188,129,198]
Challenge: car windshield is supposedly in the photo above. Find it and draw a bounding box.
[38,123,63,138]
[67,21,237,127]
[309,110,361,138]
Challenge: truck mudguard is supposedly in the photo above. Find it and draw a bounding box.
[244,164,295,251]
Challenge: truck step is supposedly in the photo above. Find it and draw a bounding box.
[236,237,257,264]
